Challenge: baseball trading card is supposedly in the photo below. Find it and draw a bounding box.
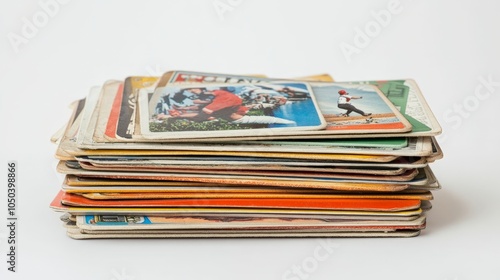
[92,81,123,142]
[65,228,422,239]
[77,191,432,200]
[55,98,86,160]
[139,82,327,140]
[349,79,442,136]
[50,190,424,217]
[292,73,334,82]
[427,136,444,163]
[115,76,159,140]
[75,214,425,231]
[75,154,427,169]
[57,161,411,192]
[51,99,84,144]
[75,156,410,175]
[85,136,431,156]
[60,191,421,211]
[76,160,420,182]
[308,83,412,133]
[76,84,108,147]
[158,70,333,86]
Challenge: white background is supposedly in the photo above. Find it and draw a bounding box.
[1,0,500,279]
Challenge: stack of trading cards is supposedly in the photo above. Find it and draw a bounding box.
[50,71,443,239]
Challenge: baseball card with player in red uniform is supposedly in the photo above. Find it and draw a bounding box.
[139,82,326,140]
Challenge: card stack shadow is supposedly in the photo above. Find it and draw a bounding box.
[50,71,443,239]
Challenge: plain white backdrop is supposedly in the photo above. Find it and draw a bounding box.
[1,0,500,279]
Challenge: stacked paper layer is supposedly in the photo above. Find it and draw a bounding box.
[50,71,442,239]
